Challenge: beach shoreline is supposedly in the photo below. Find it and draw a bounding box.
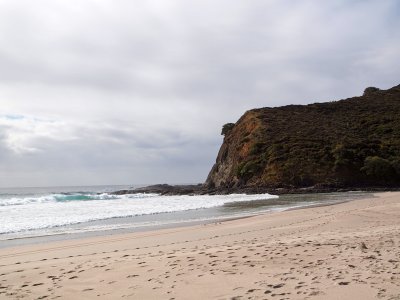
[0,191,371,250]
[1,192,399,299]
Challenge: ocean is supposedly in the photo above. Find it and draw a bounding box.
[0,185,371,247]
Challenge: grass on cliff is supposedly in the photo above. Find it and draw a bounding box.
[231,85,400,188]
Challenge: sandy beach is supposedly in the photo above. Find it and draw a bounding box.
[0,192,399,299]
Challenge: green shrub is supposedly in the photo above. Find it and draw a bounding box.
[236,159,263,178]
[391,159,400,176]
[361,156,394,179]
[249,142,266,155]
[221,123,235,136]
[332,144,356,171]
[363,87,380,96]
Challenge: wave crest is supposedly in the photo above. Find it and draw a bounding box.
[0,193,158,206]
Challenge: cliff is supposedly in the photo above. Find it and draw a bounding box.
[206,84,400,190]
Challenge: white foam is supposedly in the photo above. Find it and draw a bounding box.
[0,193,278,234]
[0,192,158,206]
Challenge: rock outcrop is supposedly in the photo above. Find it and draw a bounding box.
[112,184,206,196]
[205,84,400,190]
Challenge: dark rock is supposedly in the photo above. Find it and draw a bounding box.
[112,184,400,196]
[111,184,206,196]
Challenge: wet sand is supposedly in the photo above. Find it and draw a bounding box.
[0,192,399,299]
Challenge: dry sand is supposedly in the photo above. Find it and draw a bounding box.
[0,192,400,299]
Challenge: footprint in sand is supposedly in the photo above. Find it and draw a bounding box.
[32,283,44,286]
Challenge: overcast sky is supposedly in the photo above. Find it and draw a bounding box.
[1,0,399,188]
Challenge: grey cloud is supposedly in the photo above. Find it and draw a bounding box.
[0,0,399,187]
[0,117,219,186]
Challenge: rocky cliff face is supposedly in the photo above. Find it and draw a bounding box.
[206,84,400,189]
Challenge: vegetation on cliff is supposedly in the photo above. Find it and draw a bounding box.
[206,84,400,189]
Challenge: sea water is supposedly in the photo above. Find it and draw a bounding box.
[0,185,371,245]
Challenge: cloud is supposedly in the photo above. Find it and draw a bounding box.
[0,0,399,187]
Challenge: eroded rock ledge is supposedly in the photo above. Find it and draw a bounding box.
[112,184,400,196]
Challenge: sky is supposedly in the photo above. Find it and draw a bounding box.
[1,0,400,188]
